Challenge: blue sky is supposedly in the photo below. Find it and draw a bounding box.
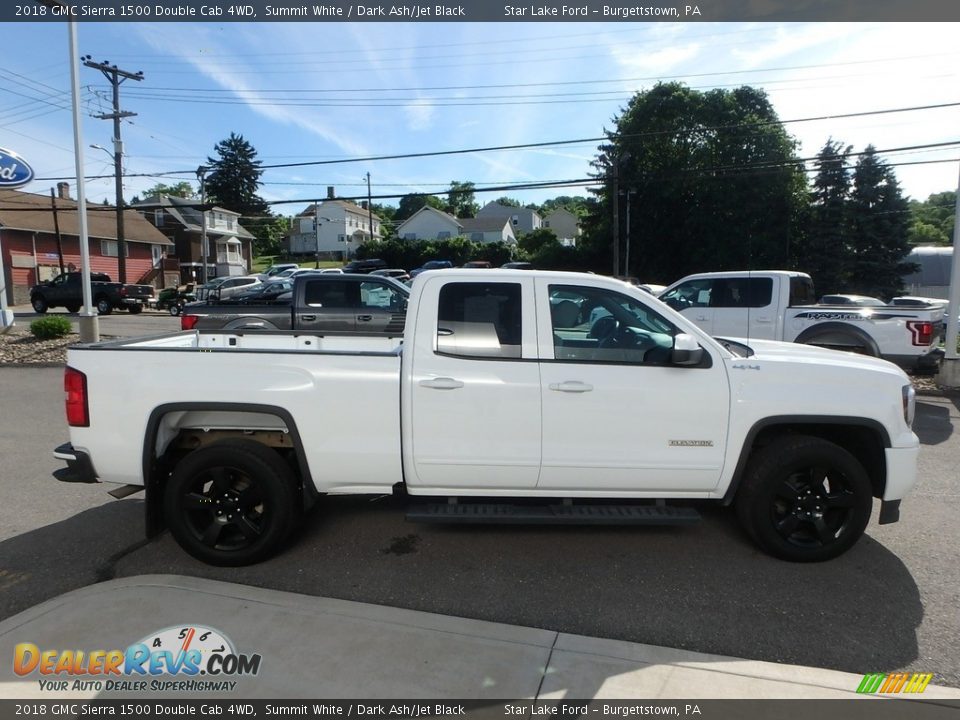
[2,21,959,219]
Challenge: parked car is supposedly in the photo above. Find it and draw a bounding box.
[818,294,887,307]
[501,261,534,270]
[257,263,299,281]
[29,271,154,315]
[342,258,388,274]
[410,260,454,278]
[371,268,411,282]
[209,276,263,299]
[462,260,492,269]
[231,279,294,303]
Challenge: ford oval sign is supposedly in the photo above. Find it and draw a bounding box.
[0,147,35,189]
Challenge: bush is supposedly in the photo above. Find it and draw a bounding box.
[30,316,73,340]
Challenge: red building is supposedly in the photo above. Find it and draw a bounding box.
[0,185,173,305]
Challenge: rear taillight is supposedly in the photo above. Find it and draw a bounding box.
[181,314,199,330]
[120,286,128,297]
[907,320,934,346]
[64,367,89,427]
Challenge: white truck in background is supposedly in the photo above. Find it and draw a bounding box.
[54,270,919,566]
[659,271,943,372]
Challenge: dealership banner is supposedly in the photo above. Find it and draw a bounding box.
[7,0,960,23]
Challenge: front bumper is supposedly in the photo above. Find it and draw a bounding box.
[52,442,98,484]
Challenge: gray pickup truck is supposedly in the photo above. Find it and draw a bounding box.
[180,273,409,335]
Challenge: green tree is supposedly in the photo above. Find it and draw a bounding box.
[493,197,522,208]
[205,133,270,218]
[143,181,196,199]
[394,194,446,223]
[518,227,560,256]
[205,133,274,255]
[587,82,807,282]
[845,147,914,298]
[909,190,956,245]
[798,140,853,294]
[446,181,479,218]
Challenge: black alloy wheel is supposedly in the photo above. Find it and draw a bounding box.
[164,440,298,566]
[736,436,872,562]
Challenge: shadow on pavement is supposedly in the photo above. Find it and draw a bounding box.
[45,494,925,680]
[914,399,954,446]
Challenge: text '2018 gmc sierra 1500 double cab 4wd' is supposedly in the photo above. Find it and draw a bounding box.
[54,270,919,566]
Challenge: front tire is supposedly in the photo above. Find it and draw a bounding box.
[736,436,872,562]
[169,303,182,316]
[164,440,298,566]
[95,297,113,315]
[31,296,48,313]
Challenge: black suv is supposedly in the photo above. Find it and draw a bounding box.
[342,258,388,274]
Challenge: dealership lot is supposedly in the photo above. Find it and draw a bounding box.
[0,313,958,687]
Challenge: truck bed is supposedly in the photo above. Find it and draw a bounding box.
[66,331,404,493]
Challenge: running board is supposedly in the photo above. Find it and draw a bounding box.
[406,503,700,525]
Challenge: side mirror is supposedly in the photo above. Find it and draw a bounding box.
[672,333,704,366]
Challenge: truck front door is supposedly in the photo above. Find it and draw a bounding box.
[406,277,541,490]
[536,278,729,493]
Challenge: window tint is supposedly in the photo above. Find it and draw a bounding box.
[549,284,677,365]
[660,279,712,310]
[304,280,354,308]
[710,278,773,308]
[359,281,405,310]
[789,276,817,306]
[437,282,522,359]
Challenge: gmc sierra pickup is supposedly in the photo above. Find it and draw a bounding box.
[54,270,919,566]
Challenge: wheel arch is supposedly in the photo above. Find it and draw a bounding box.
[723,416,890,505]
[794,322,881,357]
[142,402,320,537]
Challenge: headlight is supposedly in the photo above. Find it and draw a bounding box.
[902,384,916,427]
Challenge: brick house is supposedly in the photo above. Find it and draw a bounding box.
[0,185,173,306]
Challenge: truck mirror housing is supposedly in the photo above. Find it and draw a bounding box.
[672,333,703,366]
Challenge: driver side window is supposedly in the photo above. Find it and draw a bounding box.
[549,284,677,365]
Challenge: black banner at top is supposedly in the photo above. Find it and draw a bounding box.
[9,0,960,23]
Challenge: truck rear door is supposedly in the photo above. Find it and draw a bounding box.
[709,275,779,340]
[296,277,357,333]
[405,275,541,490]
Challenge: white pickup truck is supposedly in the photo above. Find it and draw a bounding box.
[659,270,943,372]
[54,270,919,566]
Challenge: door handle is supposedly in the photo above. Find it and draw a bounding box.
[695,314,709,321]
[754,316,772,323]
[358,314,373,322]
[549,381,594,393]
[301,314,317,321]
[419,377,464,390]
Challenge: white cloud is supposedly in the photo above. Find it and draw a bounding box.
[403,99,435,131]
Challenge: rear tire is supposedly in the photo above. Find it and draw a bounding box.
[128,304,143,314]
[65,303,81,314]
[164,440,298,566]
[95,297,112,315]
[736,436,872,562]
[31,296,48,314]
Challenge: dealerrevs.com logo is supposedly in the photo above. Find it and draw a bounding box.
[13,625,261,692]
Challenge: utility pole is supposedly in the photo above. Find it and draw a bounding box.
[50,189,65,274]
[365,172,374,242]
[314,201,321,269]
[611,162,620,278]
[196,166,209,285]
[84,57,143,283]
